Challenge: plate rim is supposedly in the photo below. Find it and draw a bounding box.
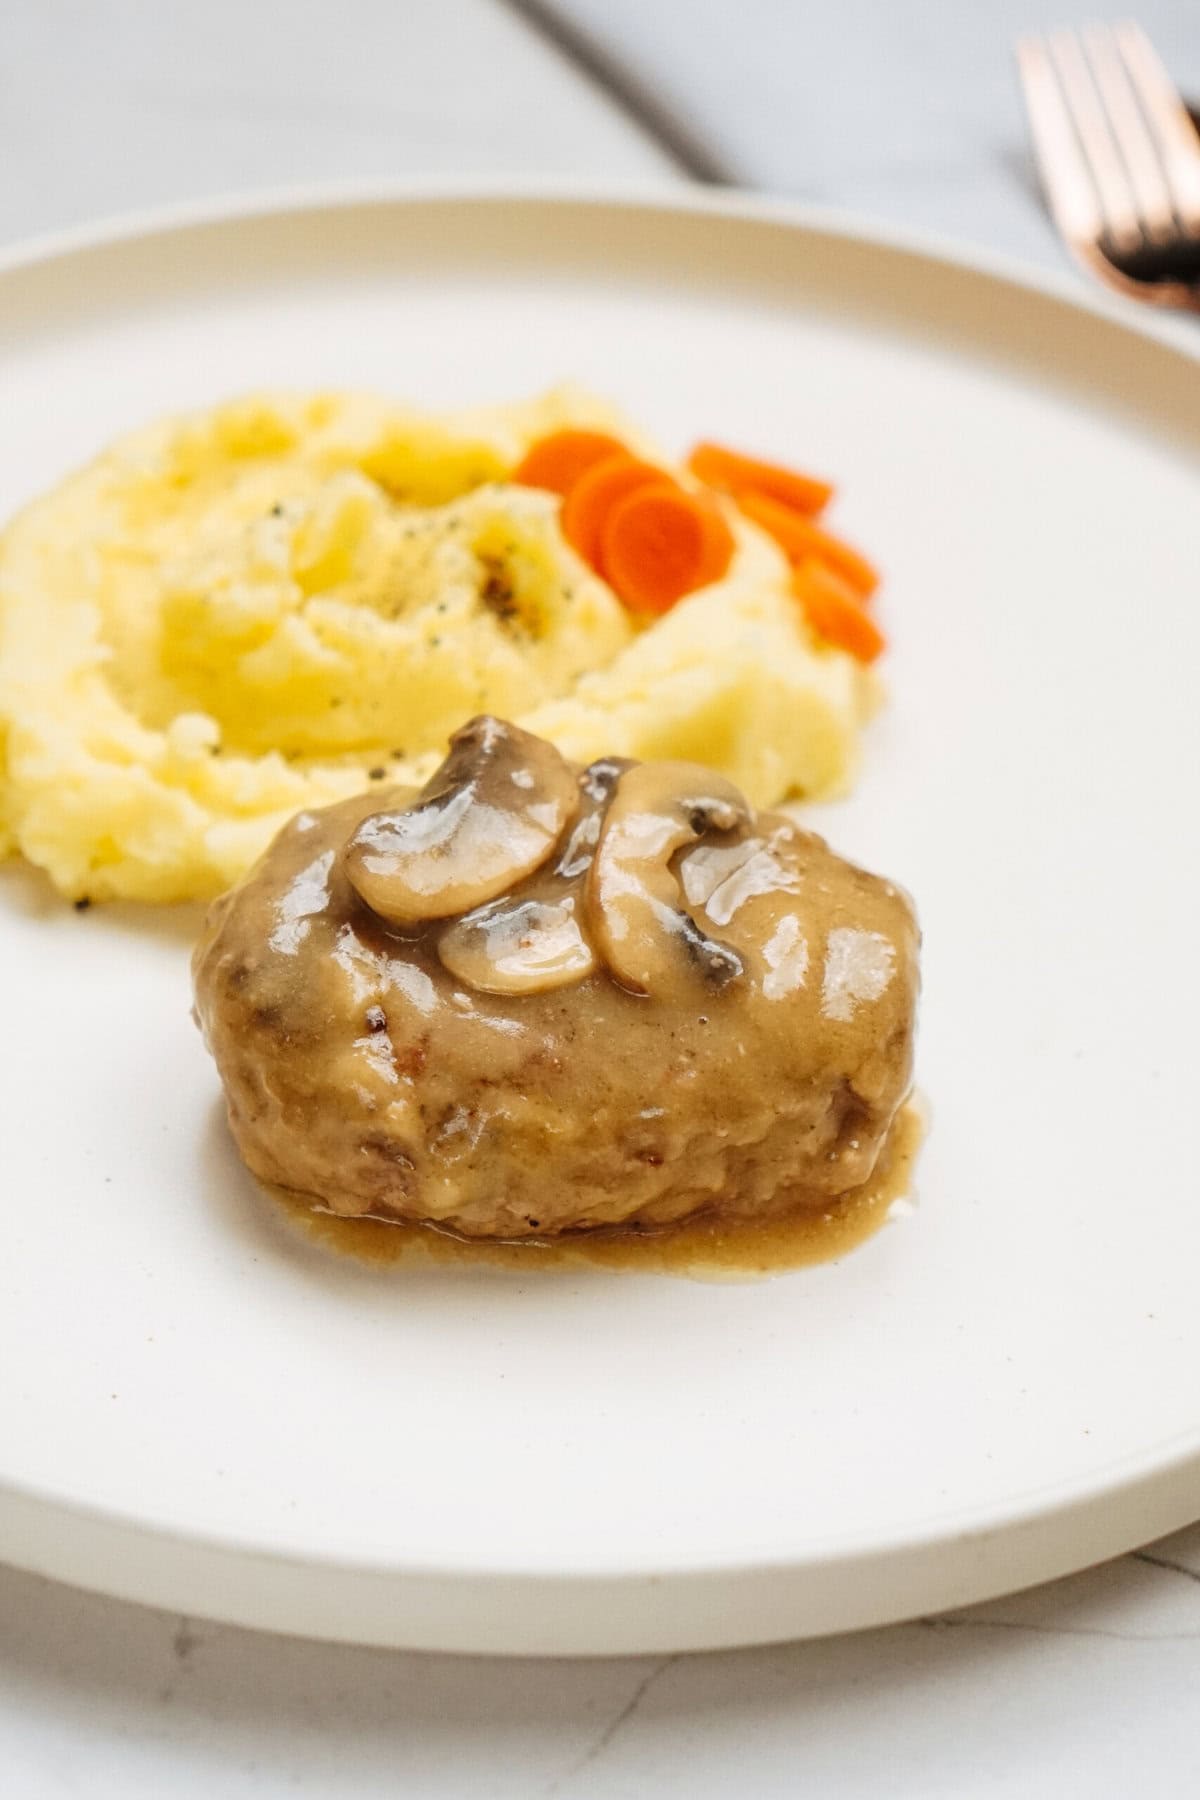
[2,177,1198,1651]
[2,168,1196,359]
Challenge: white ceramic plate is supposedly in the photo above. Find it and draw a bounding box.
[2,185,1199,1656]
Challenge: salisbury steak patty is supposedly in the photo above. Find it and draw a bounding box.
[193,717,919,1238]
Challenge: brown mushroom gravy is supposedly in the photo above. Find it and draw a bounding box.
[193,717,920,1245]
[272,1101,924,1278]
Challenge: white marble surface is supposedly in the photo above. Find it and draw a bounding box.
[0,0,680,244]
[4,1537,1200,1797]
[538,0,1200,267]
[3,2,1200,1794]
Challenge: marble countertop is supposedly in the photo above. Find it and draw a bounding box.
[3,2,1199,1793]
[5,1540,1200,1797]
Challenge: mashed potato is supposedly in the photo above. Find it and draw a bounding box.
[0,387,878,902]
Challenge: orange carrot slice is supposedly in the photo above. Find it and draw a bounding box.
[511,429,629,496]
[562,454,668,568]
[687,440,834,516]
[793,560,886,663]
[736,489,879,598]
[601,484,736,615]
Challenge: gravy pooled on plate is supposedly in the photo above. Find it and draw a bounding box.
[193,718,919,1242]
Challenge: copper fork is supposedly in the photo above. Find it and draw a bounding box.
[1016,21,1200,310]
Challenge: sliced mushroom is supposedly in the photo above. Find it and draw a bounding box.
[555,756,633,881]
[345,716,578,926]
[438,893,595,995]
[585,760,753,998]
[436,760,627,994]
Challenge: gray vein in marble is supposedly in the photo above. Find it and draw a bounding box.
[544,1654,678,1795]
[1132,1550,1200,1585]
[172,1618,202,1662]
[157,1616,204,1706]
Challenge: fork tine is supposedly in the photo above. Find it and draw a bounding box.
[1082,24,1176,243]
[1114,21,1200,230]
[1016,36,1105,246]
[1047,28,1142,251]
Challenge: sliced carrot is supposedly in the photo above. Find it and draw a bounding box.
[511,429,629,496]
[601,484,736,615]
[561,455,669,568]
[690,497,738,588]
[793,560,886,664]
[735,489,879,598]
[687,440,834,517]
